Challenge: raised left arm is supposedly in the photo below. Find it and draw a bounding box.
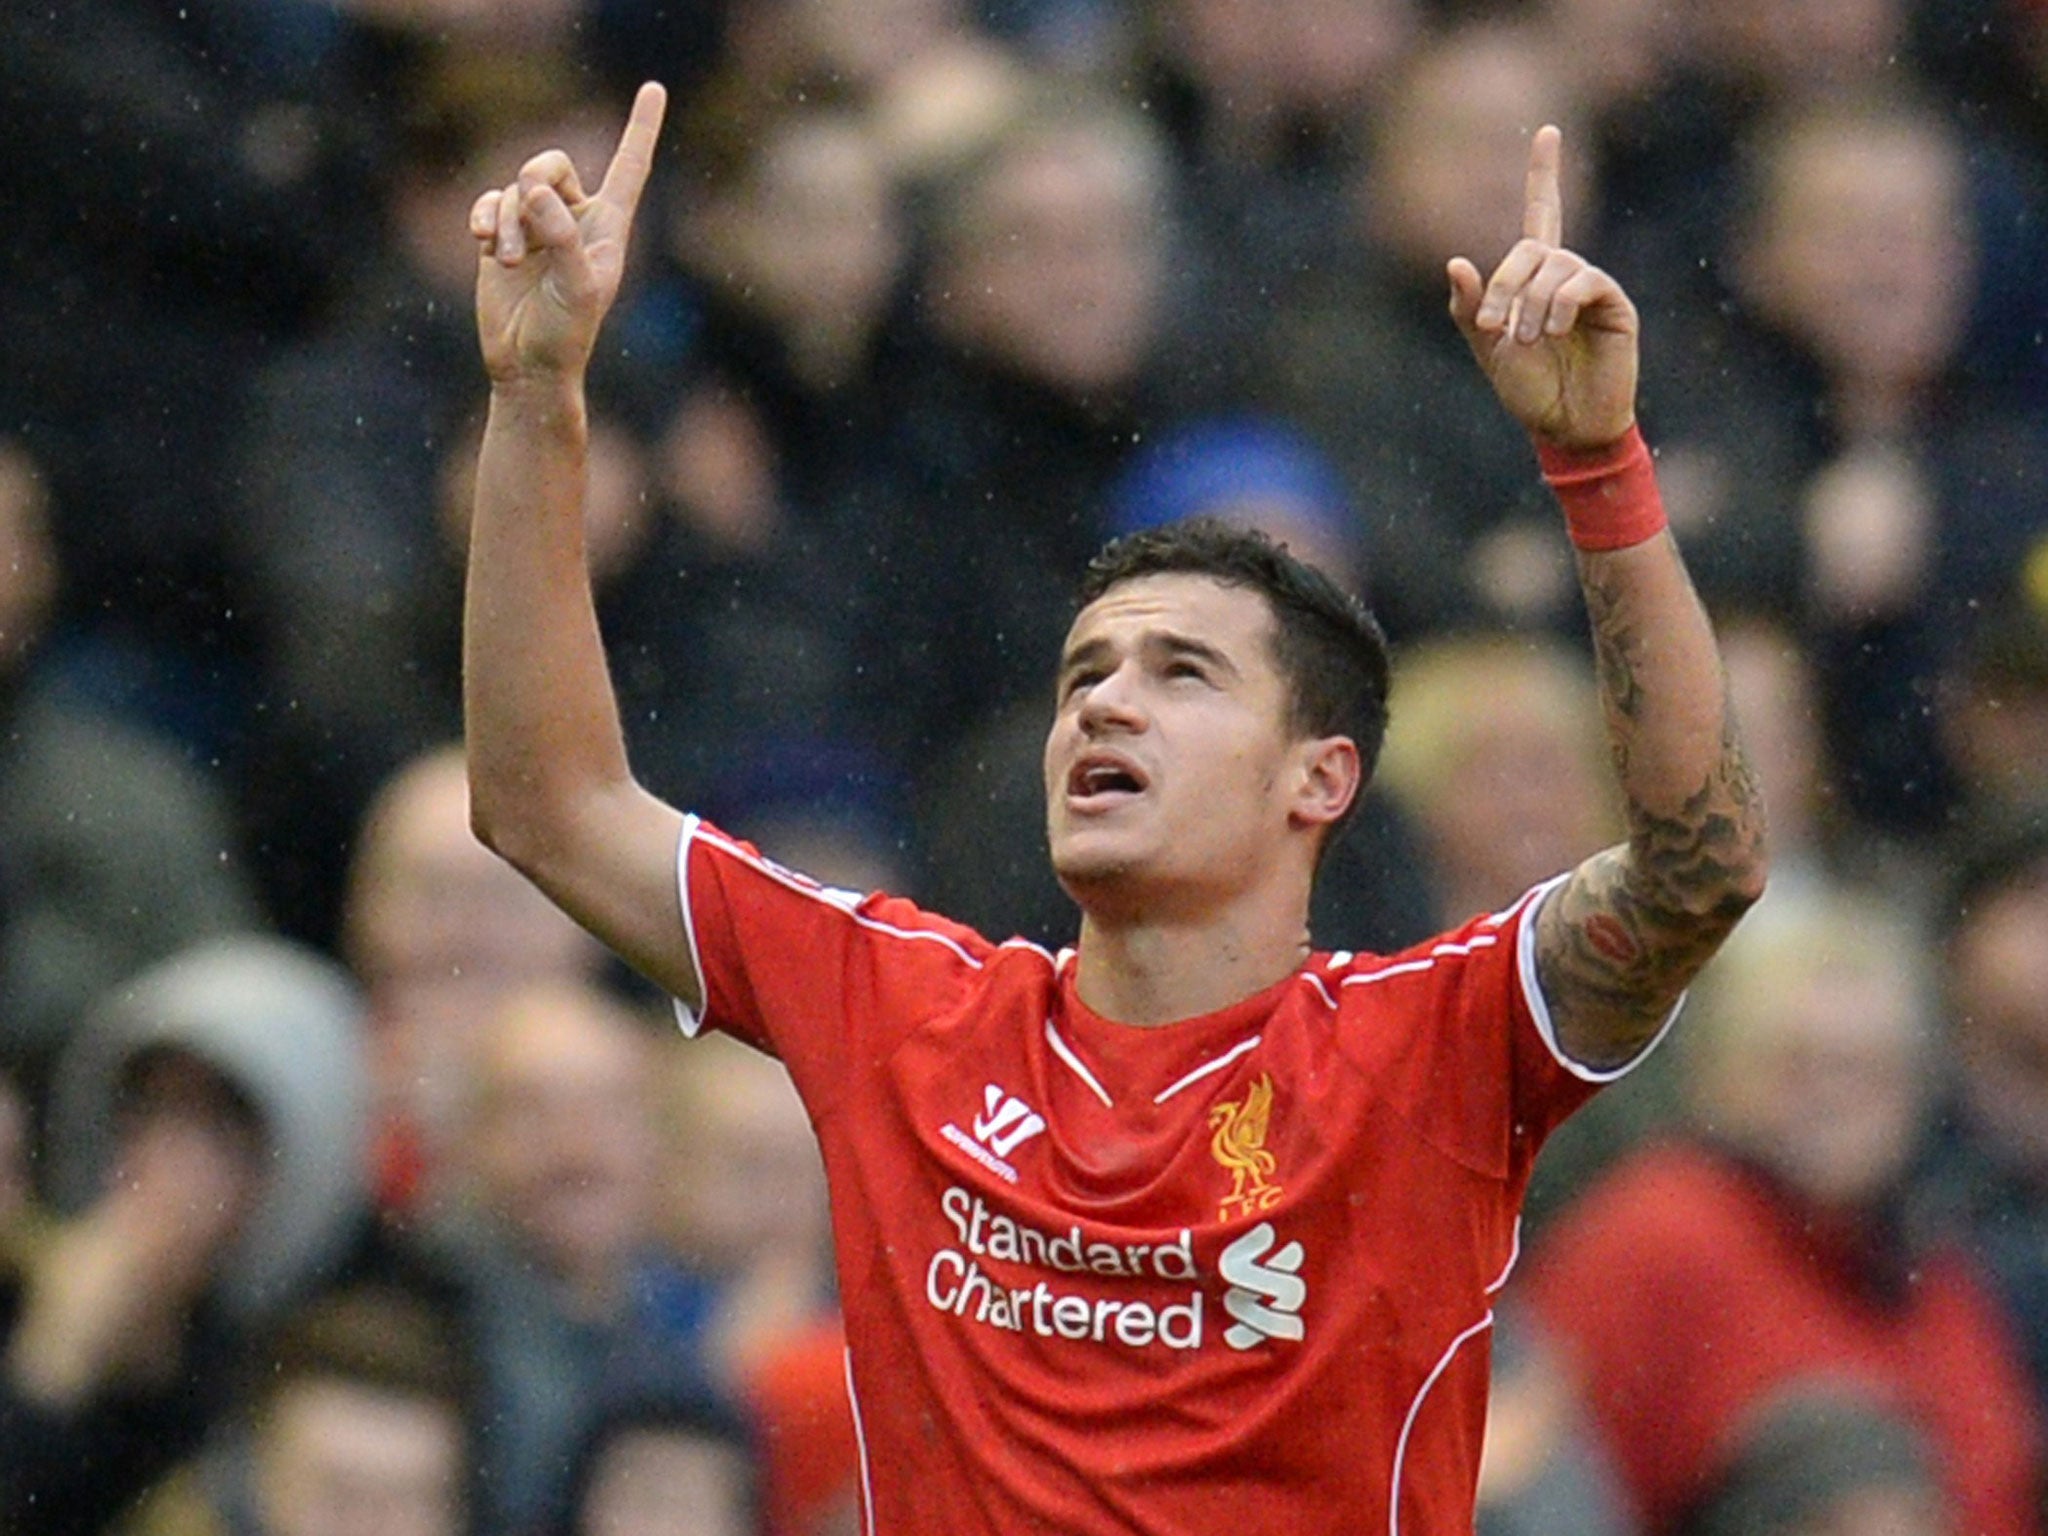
[1535,525,1766,1065]
[1448,126,1768,1067]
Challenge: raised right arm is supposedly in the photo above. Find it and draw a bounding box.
[462,83,701,1012]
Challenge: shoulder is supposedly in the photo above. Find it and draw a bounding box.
[1317,884,1550,1020]
[688,816,1001,965]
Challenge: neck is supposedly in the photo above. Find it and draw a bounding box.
[1072,899,1311,1027]
[550,1248,629,1322]
[1832,372,1922,441]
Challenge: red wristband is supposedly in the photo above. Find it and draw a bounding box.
[1536,424,1668,552]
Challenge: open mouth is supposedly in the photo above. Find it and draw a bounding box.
[1067,754,1148,805]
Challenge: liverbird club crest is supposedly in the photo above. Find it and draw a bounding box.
[1208,1073,1284,1222]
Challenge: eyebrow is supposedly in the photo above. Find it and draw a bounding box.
[1057,630,1243,683]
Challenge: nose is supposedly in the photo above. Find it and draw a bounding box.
[1077,659,1147,734]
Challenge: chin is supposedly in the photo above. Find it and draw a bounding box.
[1050,838,1148,904]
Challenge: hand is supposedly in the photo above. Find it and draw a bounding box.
[471,82,668,384]
[1447,125,1639,451]
[7,1119,253,1406]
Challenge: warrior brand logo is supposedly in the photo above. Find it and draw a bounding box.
[1209,1073,1284,1221]
[1219,1222,1307,1350]
[973,1086,1047,1156]
[940,1085,1046,1184]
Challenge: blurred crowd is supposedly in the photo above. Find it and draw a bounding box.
[2,0,2048,1532]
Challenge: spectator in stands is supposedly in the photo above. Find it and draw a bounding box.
[1373,632,1651,1227]
[650,102,907,516]
[0,1071,26,1232]
[231,63,633,945]
[0,0,371,759]
[1249,18,1595,637]
[1937,585,2048,822]
[1646,93,2048,836]
[1920,813,2048,1411]
[1710,609,1931,899]
[334,0,587,57]
[1373,633,1615,929]
[119,1285,469,1536]
[1527,887,2041,1536]
[1476,1303,1634,1536]
[1680,1385,1949,1536]
[710,0,979,111]
[424,981,701,1536]
[1,938,370,1534]
[651,1034,834,1395]
[648,1033,860,1536]
[1689,0,1914,101]
[1575,0,1916,304]
[555,1368,763,1536]
[596,101,912,804]
[1131,0,1418,334]
[1715,614,1835,894]
[342,746,603,1213]
[878,82,1205,762]
[0,438,261,1086]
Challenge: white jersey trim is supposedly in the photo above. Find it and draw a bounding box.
[1045,1020,1114,1108]
[1388,1310,1496,1536]
[671,814,709,1038]
[1515,874,1682,1083]
[1153,1035,1264,1105]
[844,1345,877,1536]
[1484,1218,1522,1296]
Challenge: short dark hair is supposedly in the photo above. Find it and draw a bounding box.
[1076,517,1392,816]
[254,1285,468,1416]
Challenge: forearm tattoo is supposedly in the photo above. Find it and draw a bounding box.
[1537,554,1768,1065]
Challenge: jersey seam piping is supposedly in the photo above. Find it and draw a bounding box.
[1388,1310,1496,1536]
[671,814,709,1038]
[844,1345,877,1535]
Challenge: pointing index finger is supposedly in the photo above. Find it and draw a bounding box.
[1523,124,1564,248]
[597,81,668,215]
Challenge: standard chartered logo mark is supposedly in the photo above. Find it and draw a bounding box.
[920,1189,1307,1354]
[1219,1222,1307,1350]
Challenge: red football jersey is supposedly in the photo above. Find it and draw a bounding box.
[673,816,1643,1535]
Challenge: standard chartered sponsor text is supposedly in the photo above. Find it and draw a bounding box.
[928,1186,1203,1349]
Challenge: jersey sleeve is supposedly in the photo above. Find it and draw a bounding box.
[1334,876,1674,1183]
[669,815,995,1118]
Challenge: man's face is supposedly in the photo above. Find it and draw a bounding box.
[1952,873,2048,1175]
[110,1052,270,1295]
[1371,31,1589,276]
[1750,122,1971,394]
[577,1428,754,1536]
[1043,574,1326,917]
[472,993,658,1289]
[1708,962,1928,1209]
[944,128,1165,395]
[256,1379,464,1536]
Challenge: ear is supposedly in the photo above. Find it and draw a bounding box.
[1288,735,1361,833]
